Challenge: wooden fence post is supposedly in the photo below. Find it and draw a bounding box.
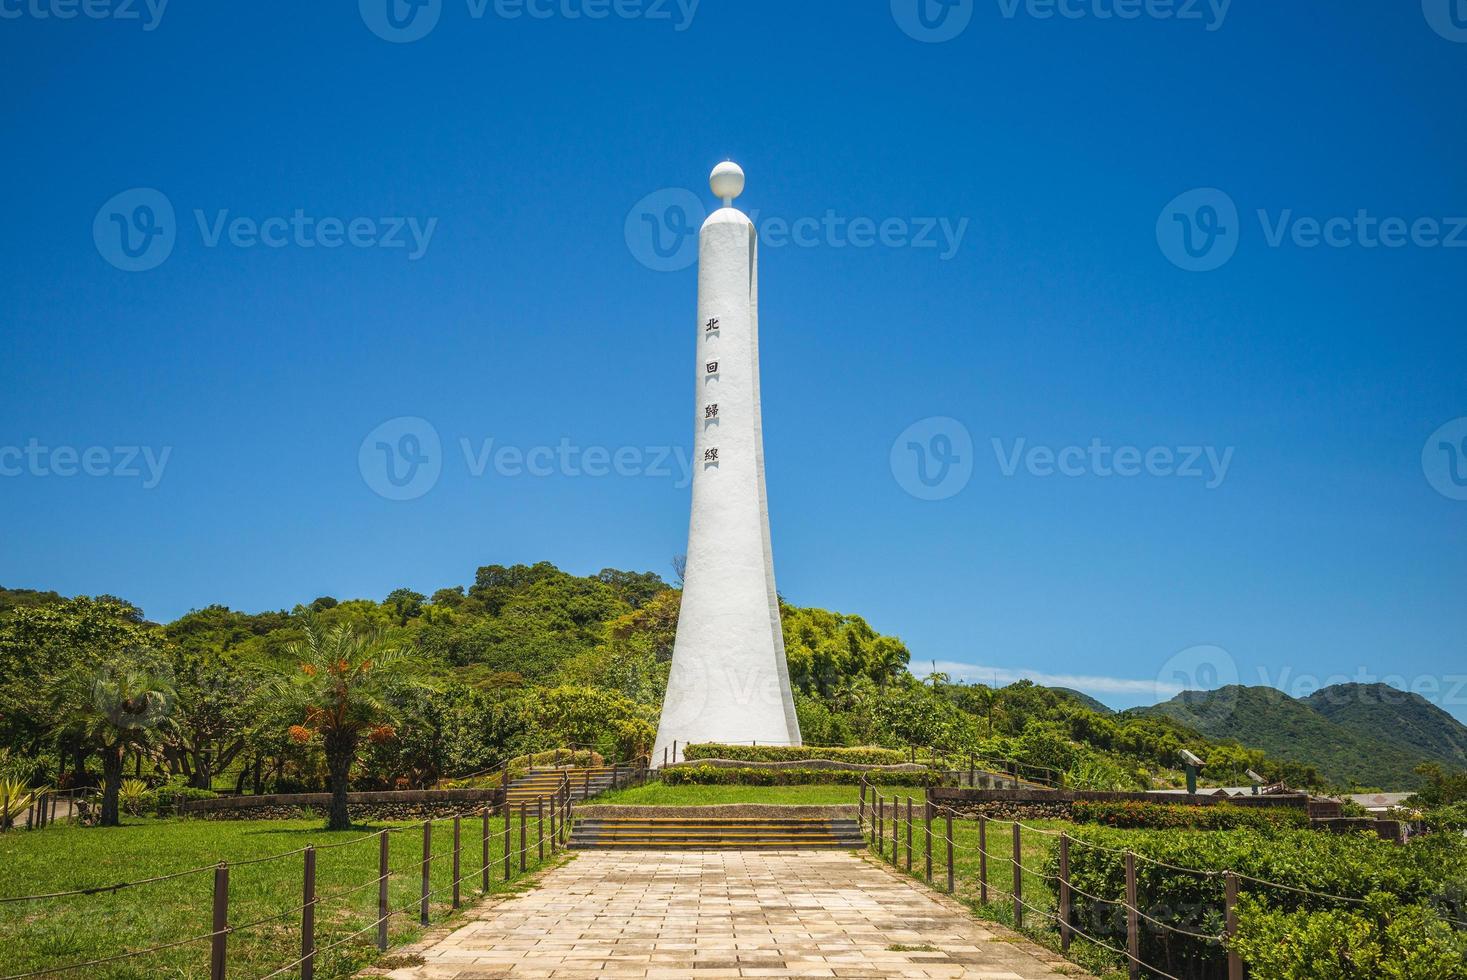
[210,862,229,980]
[481,809,491,892]
[503,797,512,879]
[519,802,527,873]
[1012,822,1023,930]
[537,797,545,861]
[876,796,883,847]
[377,831,390,951]
[923,800,933,883]
[858,779,866,833]
[452,816,462,909]
[890,796,899,862]
[1225,871,1243,980]
[905,798,913,872]
[1058,834,1071,952]
[978,815,988,903]
[420,820,432,926]
[945,810,954,893]
[1125,851,1139,980]
[301,846,316,980]
[550,789,558,852]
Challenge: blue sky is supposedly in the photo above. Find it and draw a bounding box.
[2,1,1465,720]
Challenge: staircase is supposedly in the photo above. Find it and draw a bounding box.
[569,816,864,850]
[502,766,627,808]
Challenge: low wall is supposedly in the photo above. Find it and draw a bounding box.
[665,759,929,773]
[179,789,504,821]
[927,787,1313,821]
[576,804,858,820]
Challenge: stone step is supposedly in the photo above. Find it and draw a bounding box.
[569,816,862,850]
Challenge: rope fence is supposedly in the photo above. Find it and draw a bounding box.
[855,776,1448,980]
[0,770,585,980]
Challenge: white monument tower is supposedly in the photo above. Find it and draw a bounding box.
[652,162,801,766]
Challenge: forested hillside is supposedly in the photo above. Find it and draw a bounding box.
[0,563,1385,795]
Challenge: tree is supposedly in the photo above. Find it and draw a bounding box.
[50,658,174,826]
[259,620,427,830]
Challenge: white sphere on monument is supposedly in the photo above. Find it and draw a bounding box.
[710,161,745,205]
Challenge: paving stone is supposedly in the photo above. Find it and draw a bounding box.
[383,851,1089,980]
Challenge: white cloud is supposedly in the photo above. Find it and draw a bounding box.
[926,661,1177,699]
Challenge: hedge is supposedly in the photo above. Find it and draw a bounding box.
[660,765,938,787]
[1045,827,1467,979]
[682,744,908,765]
[1071,800,1309,832]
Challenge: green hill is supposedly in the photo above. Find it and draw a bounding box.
[1302,683,1467,772]
[1131,685,1436,791]
[1052,688,1114,715]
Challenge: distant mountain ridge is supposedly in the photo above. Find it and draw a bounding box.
[1129,682,1467,791]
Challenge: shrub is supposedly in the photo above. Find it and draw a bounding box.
[682,744,908,765]
[1072,800,1309,831]
[1230,894,1467,979]
[659,765,937,787]
[1046,827,1467,979]
[116,778,151,816]
[152,783,218,815]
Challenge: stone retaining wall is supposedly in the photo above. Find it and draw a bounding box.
[928,787,1313,821]
[575,804,859,820]
[665,759,929,773]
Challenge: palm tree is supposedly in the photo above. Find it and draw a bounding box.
[51,661,174,827]
[260,620,425,830]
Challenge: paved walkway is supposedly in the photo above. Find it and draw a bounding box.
[385,850,1085,979]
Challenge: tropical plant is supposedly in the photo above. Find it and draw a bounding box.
[258,619,427,830]
[49,658,173,826]
[0,777,45,829]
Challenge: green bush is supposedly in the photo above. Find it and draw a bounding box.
[152,783,218,814]
[660,765,937,787]
[682,744,909,765]
[1071,800,1309,831]
[1046,827,1467,979]
[1420,802,1467,832]
[1231,894,1467,979]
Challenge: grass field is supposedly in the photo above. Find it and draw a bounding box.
[591,783,863,806]
[0,812,557,979]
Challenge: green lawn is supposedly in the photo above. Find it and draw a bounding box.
[0,812,557,979]
[592,783,863,806]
